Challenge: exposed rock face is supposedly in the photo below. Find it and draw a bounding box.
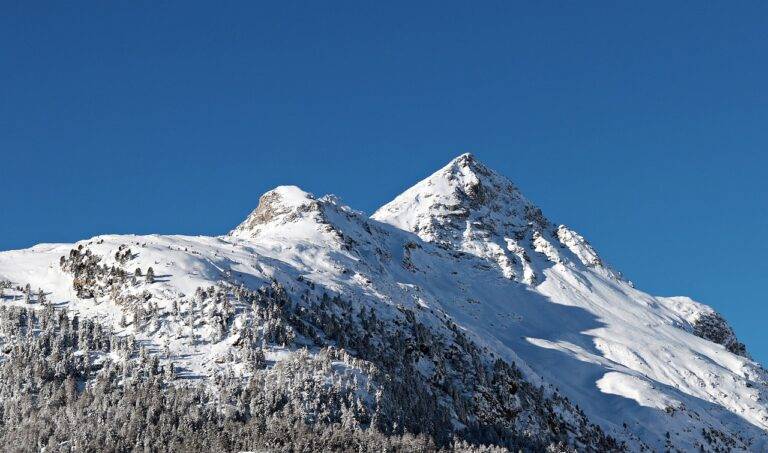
[656,295,750,358]
[693,311,748,357]
[556,225,603,268]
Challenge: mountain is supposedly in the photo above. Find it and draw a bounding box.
[0,154,765,452]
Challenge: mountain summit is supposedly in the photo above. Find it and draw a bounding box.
[373,153,543,236]
[374,154,604,283]
[0,154,764,451]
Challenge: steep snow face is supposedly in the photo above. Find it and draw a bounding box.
[0,155,766,451]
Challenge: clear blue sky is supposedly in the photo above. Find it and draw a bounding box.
[2,2,766,362]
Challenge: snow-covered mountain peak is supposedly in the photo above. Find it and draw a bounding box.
[373,153,545,236]
[373,154,601,283]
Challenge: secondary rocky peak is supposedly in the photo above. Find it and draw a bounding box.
[229,185,322,238]
[228,186,376,254]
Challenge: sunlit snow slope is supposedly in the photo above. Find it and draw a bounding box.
[372,154,768,450]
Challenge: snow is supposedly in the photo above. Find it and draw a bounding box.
[1,153,766,451]
[656,295,715,325]
[596,372,681,411]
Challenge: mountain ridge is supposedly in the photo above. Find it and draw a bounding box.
[0,154,764,451]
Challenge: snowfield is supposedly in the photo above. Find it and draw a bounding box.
[1,154,765,451]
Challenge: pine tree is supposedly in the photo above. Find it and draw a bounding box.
[145,267,155,284]
[164,362,176,381]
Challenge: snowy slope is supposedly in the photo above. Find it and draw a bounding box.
[372,154,768,450]
[0,154,766,451]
